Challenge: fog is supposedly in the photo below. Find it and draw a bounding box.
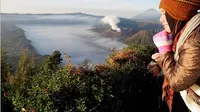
[2,14,102,25]
[16,15,127,65]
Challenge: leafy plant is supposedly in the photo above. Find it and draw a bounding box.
[3,44,168,112]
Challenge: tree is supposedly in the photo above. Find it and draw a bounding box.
[41,50,63,71]
[1,47,14,112]
[1,47,12,83]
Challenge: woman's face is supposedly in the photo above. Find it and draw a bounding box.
[160,9,171,33]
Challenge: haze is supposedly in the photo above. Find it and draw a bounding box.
[1,0,159,18]
[12,15,127,65]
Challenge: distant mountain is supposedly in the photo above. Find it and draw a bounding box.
[1,12,102,25]
[64,12,103,18]
[138,22,162,31]
[91,18,139,38]
[2,12,161,45]
[124,30,155,45]
[92,17,162,40]
[1,12,102,18]
[132,8,160,22]
[118,18,138,28]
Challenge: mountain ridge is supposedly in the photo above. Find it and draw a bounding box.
[132,8,160,22]
[125,30,155,45]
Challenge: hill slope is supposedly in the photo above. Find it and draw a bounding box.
[125,30,155,45]
[132,8,160,22]
[1,22,48,70]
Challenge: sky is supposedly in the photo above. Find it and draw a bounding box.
[1,0,160,18]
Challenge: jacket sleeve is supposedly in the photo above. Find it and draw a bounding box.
[155,32,200,92]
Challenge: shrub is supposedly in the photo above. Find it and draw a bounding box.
[3,45,168,112]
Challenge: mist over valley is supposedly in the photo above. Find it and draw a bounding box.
[1,9,161,65]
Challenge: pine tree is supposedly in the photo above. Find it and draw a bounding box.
[41,50,63,71]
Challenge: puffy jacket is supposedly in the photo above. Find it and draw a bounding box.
[156,25,200,92]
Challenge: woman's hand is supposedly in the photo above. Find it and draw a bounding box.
[152,53,160,60]
[147,61,161,76]
[153,30,173,54]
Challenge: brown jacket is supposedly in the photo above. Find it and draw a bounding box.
[156,25,200,92]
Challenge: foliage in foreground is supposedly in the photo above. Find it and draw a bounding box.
[1,44,168,112]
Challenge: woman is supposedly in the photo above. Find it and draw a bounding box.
[151,0,200,112]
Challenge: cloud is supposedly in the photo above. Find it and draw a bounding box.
[17,22,127,65]
[100,15,121,32]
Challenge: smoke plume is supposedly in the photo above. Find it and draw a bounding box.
[101,15,121,32]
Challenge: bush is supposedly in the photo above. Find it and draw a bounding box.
[2,44,168,112]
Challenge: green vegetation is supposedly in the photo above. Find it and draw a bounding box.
[1,22,47,71]
[1,21,168,112]
[1,43,169,112]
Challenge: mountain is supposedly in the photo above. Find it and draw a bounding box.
[118,18,139,28]
[1,12,102,25]
[92,17,162,40]
[63,12,103,18]
[138,22,162,31]
[91,18,139,38]
[124,30,155,45]
[132,8,160,22]
[1,22,48,70]
[2,12,161,46]
[1,12,102,17]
